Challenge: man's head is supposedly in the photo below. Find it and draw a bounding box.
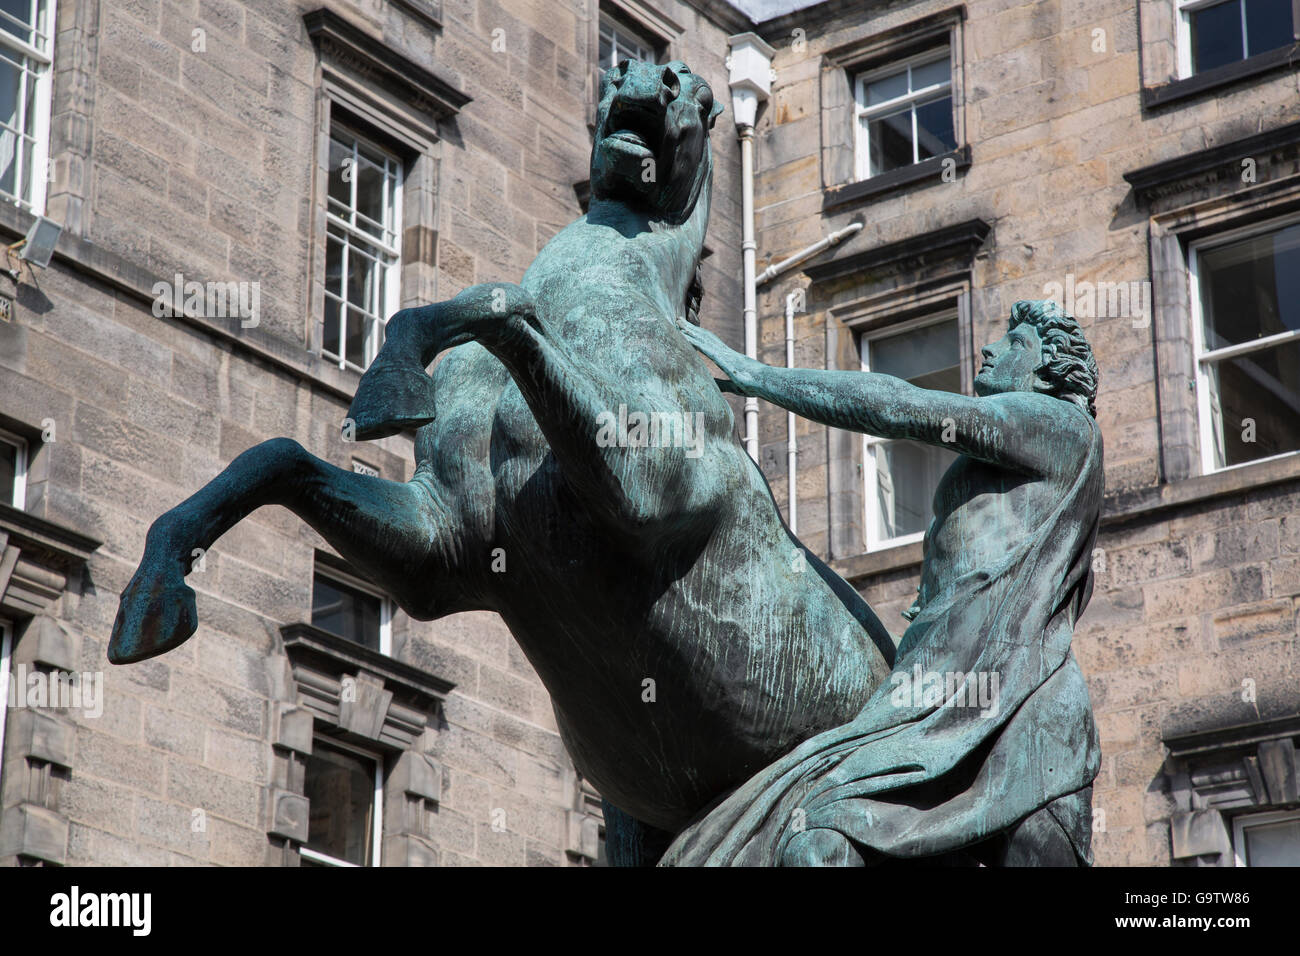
[590,59,723,223]
[974,299,1098,417]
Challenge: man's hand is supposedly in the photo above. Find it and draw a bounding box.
[677,318,759,396]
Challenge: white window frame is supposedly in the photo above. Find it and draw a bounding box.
[312,564,393,656]
[0,0,55,214]
[0,619,12,799]
[0,427,27,509]
[323,122,403,373]
[1176,0,1296,78]
[598,11,657,68]
[1232,807,1300,866]
[1188,213,1300,476]
[859,309,961,551]
[299,736,384,868]
[854,45,952,183]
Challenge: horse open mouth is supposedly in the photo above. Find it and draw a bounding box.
[604,100,662,158]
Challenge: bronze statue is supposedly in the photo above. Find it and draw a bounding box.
[108,57,1103,866]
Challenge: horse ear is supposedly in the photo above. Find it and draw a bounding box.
[708,98,724,129]
[597,67,616,110]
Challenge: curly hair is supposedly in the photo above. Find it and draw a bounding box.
[1007,299,1099,418]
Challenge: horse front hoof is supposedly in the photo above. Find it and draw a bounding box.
[108,574,199,664]
[346,359,437,441]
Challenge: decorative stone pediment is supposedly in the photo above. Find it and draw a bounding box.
[803,218,990,288]
[279,622,453,750]
[1164,714,1300,865]
[0,504,99,618]
[303,8,470,123]
[1123,119,1300,207]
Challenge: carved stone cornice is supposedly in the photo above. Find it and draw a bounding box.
[279,622,454,752]
[303,8,470,122]
[1123,120,1300,205]
[0,504,99,618]
[803,218,991,286]
[1163,714,1300,866]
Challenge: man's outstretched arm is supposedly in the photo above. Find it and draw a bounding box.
[678,320,1086,477]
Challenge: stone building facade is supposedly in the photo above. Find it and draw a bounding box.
[0,0,747,866]
[748,0,1300,866]
[0,0,1296,868]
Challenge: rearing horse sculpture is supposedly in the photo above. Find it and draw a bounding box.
[109,59,896,848]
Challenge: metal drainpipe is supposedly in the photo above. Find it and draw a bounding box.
[753,222,862,534]
[739,126,760,462]
[727,33,774,464]
[785,290,798,533]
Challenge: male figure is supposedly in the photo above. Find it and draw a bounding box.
[667,299,1104,866]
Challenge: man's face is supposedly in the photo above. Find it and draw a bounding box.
[974,322,1043,397]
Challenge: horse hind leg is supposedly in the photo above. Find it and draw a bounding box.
[108,437,461,664]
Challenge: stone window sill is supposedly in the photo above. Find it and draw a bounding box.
[1141,45,1299,110]
[822,146,971,211]
[831,452,1300,586]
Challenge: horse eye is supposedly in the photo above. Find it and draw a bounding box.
[697,86,714,113]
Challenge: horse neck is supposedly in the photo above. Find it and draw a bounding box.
[588,161,712,308]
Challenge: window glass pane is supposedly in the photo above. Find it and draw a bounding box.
[325,123,400,371]
[353,151,388,236]
[0,125,15,198]
[1191,0,1246,72]
[327,135,351,210]
[1242,816,1300,865]
[866,68,908,106]
[304,741,375,866]
[874,440,957,539]
[0,439,16,506]
[911,55,950,91]
[311,573,381,650]
[867,318,962,543]
[0,55,21,130]
[1199,224,1300,350]
[0,0,34,47]
[867,107,913,175]
[914,94,956,161]
[599,29,614,69]
[325,228,344,297]
[346,308,370,370]
[1206,338,1300,467]
[1244,0,1294,57]
[869,318,960,385]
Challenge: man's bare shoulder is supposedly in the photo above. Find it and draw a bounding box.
[978,391,1097,471]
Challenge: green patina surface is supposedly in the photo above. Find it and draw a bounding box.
[108,58,1103,866]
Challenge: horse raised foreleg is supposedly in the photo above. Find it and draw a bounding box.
[108,438,464,664]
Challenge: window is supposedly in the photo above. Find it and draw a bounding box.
[1178,0,1296,77]
[0,428,26,509]
[854,46,955,182]
[861,312,962,549]
[1190,217,1300,473]
[324,122,403,373]
[598,11,657,68]
[311,566,392,654]
[0,0,54,213]
[1233,809,1300,866]
[300,737,383,867]
[0,619,12,799]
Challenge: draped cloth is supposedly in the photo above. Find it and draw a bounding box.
[659,412,1104,867]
